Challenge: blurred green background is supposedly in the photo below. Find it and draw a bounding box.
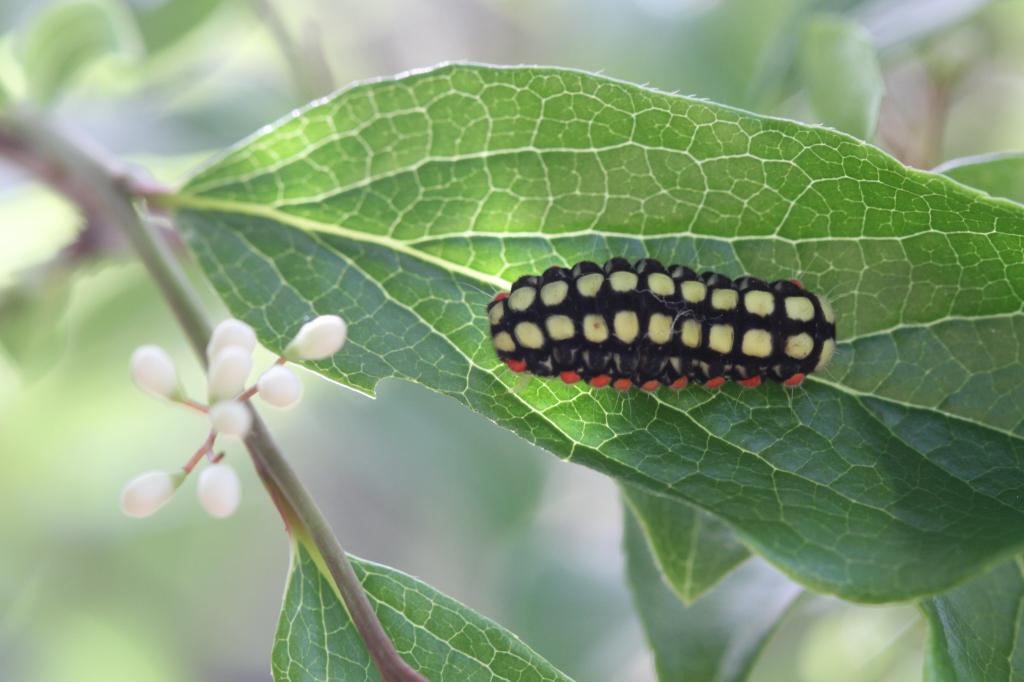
[1,0,1022,680]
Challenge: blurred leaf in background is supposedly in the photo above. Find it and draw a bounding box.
[0,186,79,372]
[921,558,1024,681]
[936,151,1024,203]
[16,0,139,103]
[125,0,233,55]
[800,14,884,139]
[623,509,801,682]
[621,484,750,604]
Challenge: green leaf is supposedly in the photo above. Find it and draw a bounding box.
[918,149,1024,682]
[800,15,884,140]
[936,153,1024,205]
[855,0,994,50]
[623,508,800,682]
[0,273,72,375]
[17,0,136,103]
[621,483,749,604]
[174,64,1024,602]
[274,539,571,681]
[920,558,1024,682]
[124,0,226,55]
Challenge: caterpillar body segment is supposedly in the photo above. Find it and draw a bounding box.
[487,258,837,390]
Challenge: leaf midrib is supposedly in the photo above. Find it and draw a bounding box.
[174,187,1020,246]
[174,192,1024,446]
[170,192,511,290]
[218,210,1024,567]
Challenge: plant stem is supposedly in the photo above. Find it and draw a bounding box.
[183,431,217,474]
[0,110,426,682]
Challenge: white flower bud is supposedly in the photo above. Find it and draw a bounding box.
[120,469,181,518]
[257,365,303,408]
[130,345,179,399]
[197,462,241,518]
[285,315,347,360]
[207,318,257,361]
[209,400,252,438]
[207,346,252,401]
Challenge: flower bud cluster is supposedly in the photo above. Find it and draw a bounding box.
[121,314,346,520]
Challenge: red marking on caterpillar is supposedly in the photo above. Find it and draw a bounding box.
[783,373,806,387]
[506,358,527,373]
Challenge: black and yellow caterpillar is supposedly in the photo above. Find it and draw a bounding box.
[487,258,836,390]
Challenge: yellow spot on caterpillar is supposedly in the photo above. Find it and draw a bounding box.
[540,281,569,307]
[576,273,604,297]
[741,329,773,358]
[545,315,576,341]
[514,322,545,349]
[493,331,515,352]
[669,357,683,373]
[681,319,702,348]
[744,291,775,317]
[785,296,815,322]
[711,289,738,311]
[647,313,672,344]
[647,273,675,296]
[816,338,836,370]
[488,302,505,325]
[785,333,814,359]
[709,324,734,354]
[614,310,640,343]
[682,281,706,303]
[508,287,536,312]
[583,314,609,343]
[609,271,639,292]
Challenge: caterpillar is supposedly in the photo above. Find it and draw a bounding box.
[487,258,836,391]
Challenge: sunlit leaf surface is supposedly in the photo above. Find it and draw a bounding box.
[175,64,1024,602]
